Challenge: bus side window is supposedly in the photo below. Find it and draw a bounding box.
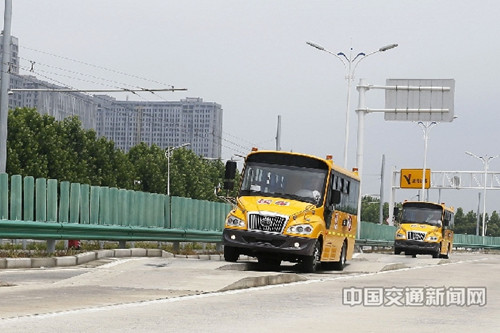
[443,211,452,228]
[331,175,337,190]
[331,189,341,205]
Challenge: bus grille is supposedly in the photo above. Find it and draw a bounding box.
[407,231,426,241]
[248,213,288,233]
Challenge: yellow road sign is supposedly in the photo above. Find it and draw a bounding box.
[400,169,431,189]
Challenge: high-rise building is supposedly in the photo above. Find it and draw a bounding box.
[95,96,222,158]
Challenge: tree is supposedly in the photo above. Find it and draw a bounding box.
[127,143,167,194]
[169,149,234,200]
[454,208,477,235]
[360,196,390,224]
[486,211,500,237]
[7,108,49,178]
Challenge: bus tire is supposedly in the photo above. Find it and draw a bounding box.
[224,246,239,262]
[332,241,347,271]
[302,239,321,273]
[432,244,441,259]
[394,247,402,255]
[441,244,450,259]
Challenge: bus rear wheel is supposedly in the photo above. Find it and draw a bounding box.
[440,244,450,259]
[332,241,347,271]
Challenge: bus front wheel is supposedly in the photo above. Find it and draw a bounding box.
[432,244,441,259]
[224,246,239,262]
[302,240,321,273]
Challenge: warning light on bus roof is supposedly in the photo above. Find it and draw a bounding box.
[326,155,333,160]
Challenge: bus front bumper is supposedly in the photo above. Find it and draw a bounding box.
[394,240,440,254]
[223,229,316,257]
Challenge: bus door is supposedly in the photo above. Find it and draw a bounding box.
[441,210,454,254]
[322,174,342,261]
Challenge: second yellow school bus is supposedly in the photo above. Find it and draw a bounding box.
[222,149,360,273]
[394,201,455,258]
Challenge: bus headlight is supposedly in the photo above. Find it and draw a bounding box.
[226,215,245,227]
[396,232,405,239]
[426,235,439,242]
[287,224,313,235]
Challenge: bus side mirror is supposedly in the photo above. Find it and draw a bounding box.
[393,207,400,223]
[225,161,237,180]
[223,181,234,190]
[223,161,237,190]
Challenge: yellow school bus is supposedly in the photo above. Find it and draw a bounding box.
[394,201,454,258]
[222,149,360,273]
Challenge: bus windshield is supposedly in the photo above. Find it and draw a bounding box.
[239,162,327,205]
[401,206,443,227]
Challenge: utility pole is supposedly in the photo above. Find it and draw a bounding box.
[379,154,385,224]
[0,0,12,173]
[275,115,281,151]
[418,121,437,202]
[476,192,481,236]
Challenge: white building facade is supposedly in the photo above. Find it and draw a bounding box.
[96,96,223,158]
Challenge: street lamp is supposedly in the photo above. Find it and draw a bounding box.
[306,41,398,168]
[165,143,191,196]
[465,151,499,236]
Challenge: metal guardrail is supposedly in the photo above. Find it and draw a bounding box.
[0,221,223,243]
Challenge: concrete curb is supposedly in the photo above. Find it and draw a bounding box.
[219,273,307,291]
[0,249,184,269]
[5,258,32,269]
[173,253,224,261]
[31,257,56,268]
[380,262,408,271]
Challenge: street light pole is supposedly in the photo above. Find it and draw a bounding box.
[306,41,397,168]
[418,121,437,201]
[465,151,499,236]
[165,143,190,196]
[0,0,13,173]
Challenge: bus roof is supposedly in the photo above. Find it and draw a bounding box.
[403,201,455,213]
[245,150,360,180]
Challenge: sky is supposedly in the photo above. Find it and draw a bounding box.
[2,0,500,215]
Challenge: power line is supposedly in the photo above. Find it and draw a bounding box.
[20,45,176,88]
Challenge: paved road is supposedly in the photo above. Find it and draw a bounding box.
[0,252,498,332]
